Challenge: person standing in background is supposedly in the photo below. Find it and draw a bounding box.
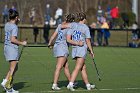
[28,7,36,24]
[11,5,16,11]
[43,21,50,44]
[101,18,110,46]
[110,6,119,28]
[97,5,104,23]
[2,5,9,24]
[33,22,39,44]
[89,22,96,46]
[45,4,51,23]
[55,7,63,25]
[96,21,103,46]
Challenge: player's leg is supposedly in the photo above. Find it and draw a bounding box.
[63,59,71,81]
[52,57,67,90]
[6,61,18,88]
[81,64,95,90]
[6,61,18,78]
[64,60,78,87]
[67,57,84,91]
[1,60,19,93]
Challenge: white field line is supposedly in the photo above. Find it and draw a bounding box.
[21,87,140,93]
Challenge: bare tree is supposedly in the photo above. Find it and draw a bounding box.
[94,0,99,9]
[16,0,28,24]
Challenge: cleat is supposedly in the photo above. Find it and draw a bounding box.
[67,84,75,91]
[6,88,19,93]
[86,84,95,90]
[52,85,61,90]
[73,82,78,87]
[1,83,7,91]
[1,79,6,90]
[1,79,7,91]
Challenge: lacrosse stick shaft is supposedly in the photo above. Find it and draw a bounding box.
[92,59,101,81]
[18,46,25,61]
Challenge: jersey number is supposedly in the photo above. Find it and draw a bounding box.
[5,32,10,40]
[58,31,63,41]
[72,30,82,41]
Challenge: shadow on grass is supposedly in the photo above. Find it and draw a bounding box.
[58,80,87,89]
[13,82,30,90]
[0,82,29,93]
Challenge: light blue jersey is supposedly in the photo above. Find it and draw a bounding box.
[4,22,18,48]
[67,23,91,59]
[55,24,68,45]
[4,22,19,61]
[68,22,91,46]
[53,24,69,57]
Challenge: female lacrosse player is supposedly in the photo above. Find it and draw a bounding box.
[1,9,27,93]
[66,12,95,91]
[48,14,77,90]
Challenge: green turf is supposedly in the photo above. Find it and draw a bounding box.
[0,44,140,93]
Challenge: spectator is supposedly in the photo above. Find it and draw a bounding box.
[96,21,103,46]
[105,5,112,28]
[33,23,39,44]
[45,4,51,23]
[128,21,139,48]
[55,7,63,25]
[97,5,104,23]
[131,21,138,40]
[29,7,36,24]
[101,18,110,46]
[43,21,50,44]
[110,6,119,28]
[89,22,96,46]
[2,5,9,24]
[106,5,112,21]
[11,5,16,11]
[50,17,56,26]
[138,30,140,47]
[121,13,129,28]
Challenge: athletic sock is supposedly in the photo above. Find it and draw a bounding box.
[52,83,57,87]
[69,82,74,87]
[5,76,12,89]
[86,83,91,87]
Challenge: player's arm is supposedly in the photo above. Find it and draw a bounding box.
[11,36,26,45]
[86,38,94,58]
[67,35,83,46]
[48,31,58,46]
[85,26,94,58]
[11,27,27,46]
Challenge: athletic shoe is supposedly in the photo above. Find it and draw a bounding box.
[52,85,61,90]
[6,88,19,93]
[86,84,95,90]
[73,82,78,87]
[67,84,75,91]
[1,79,7,91]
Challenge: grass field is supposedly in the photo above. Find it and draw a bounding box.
[0,44,140,93]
